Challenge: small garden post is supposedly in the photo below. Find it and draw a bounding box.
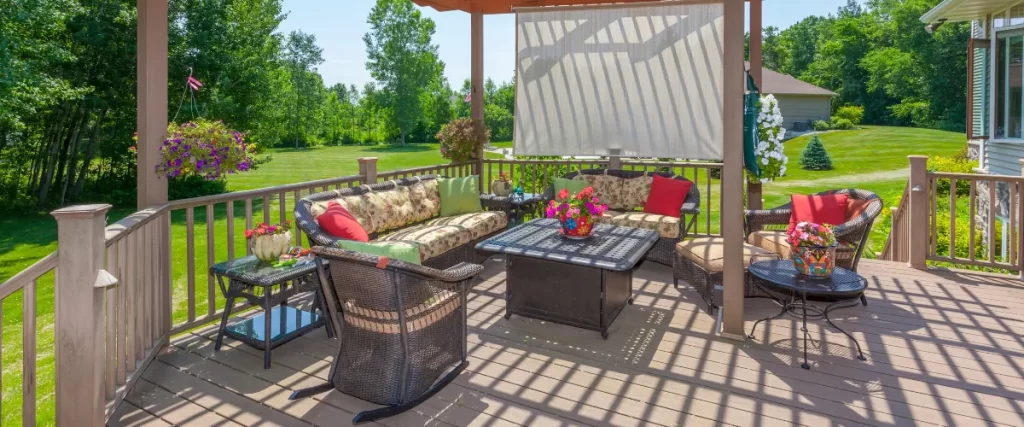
[359,157,378,184]
[908,156,929,268]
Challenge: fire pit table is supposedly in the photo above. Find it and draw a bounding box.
[475,218,658,338]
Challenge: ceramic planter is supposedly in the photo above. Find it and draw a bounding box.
[791,245,836,278]
[492,180,513,197]
[251,232,292,263]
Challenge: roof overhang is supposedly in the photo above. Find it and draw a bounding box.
[922,0,1019,24]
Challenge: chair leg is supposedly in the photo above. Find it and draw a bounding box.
[351,360,469,425]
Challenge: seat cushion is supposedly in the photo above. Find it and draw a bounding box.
[747,230,791,259]
[609,212,680,238]
[426,211,508,240]
[676,237,780,273]
[593,210,622,225]
[377,224,474,263]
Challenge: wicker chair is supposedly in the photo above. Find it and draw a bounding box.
[294,175,508,270]
[288,245,482,424]
[744,189,883,271]
[542,169,700,265]
[673,237,780,318]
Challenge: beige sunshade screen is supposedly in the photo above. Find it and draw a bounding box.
[514,2,724,159]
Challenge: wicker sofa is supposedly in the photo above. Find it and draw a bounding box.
[744,189,883,271]
[543,169,700,265]
[294,175,508,269]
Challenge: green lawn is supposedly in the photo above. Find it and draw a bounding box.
[0,127,965,425]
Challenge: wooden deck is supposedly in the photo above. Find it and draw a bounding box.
[108,258,1024,427]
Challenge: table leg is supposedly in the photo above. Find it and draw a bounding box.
[801,291,810,370]
[214,276,234,352]
[824,298,868,361]
[748,299,788,339]
[264,286,273,369]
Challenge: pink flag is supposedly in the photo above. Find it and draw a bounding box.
[463,93,471,103]
[188,76,203,91]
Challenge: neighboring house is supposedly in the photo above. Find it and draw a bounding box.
[923,1,1024,177]
[749,63,837,131]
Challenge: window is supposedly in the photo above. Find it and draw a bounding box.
[996,32,1024,139]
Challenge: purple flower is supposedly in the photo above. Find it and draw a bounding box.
[174,159,182,167]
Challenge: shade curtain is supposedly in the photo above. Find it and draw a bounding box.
[513,2,725,159]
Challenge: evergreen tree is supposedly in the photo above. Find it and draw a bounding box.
[799,136,833,170]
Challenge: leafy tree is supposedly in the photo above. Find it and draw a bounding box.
[800,136,834,170]
[364,0,441,145]
[285,30,325,147]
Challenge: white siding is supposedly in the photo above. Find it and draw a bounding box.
[986,141,1024,176]
[774,94,831,130]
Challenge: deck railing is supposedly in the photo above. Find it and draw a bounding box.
[2,155,718,425]
[881,156,1024,276]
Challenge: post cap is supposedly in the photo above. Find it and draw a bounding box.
[908,155,929,160]
[51,204,112,220]
[357,157,378,163]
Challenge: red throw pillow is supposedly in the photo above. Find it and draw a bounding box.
[317,202,369,242]
[845,198,871,221]
[788,194,849,233]
[643,175,693,218]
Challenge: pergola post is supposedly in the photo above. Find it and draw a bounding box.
[471,11,485,187]
[720,0,747,340]
[137,0,169,209]
[746,0,763,210]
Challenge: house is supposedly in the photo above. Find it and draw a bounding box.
[923,0,1024,177]
[752,64,837,131]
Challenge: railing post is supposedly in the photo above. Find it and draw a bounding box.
[51,204,111,427]
[1019,160,1023,279]
[908,156,929,269]
[358,157,378,184]
[608,148,622,170]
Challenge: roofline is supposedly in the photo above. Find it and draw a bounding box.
[921,0,962,24]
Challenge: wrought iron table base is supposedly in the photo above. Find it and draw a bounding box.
[749,291,867,369]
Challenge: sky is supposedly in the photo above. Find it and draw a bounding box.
[278,0,856,89]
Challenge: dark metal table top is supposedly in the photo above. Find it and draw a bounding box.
[480,192,543,206]
[475,218,658,271]
[209,255,319,287]
[748,260,866,299]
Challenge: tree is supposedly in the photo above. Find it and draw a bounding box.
[800,136,834,171]
[364,0,441,145]
[285,30,325,147]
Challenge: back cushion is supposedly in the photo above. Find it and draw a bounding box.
[368,187,416,233]
[621,176,654,210]
[407,179,441,222]
[574,174,627,210]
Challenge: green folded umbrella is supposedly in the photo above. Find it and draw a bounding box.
[743,72,762,178]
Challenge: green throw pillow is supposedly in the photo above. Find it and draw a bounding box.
[337,240,422,265]
[553,177,589,196]
[438,176,483,217]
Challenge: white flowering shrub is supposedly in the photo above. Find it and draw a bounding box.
[752,94,788,183]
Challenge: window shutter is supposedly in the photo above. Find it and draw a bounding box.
[968,21,990,139]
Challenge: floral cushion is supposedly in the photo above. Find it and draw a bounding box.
[608,212,680,238]
[407,179,441,222]
[376,224,473,262]
[574,174,627,210]
[426,211,507,240]
[367,188,417,233]
[620,176,654,211]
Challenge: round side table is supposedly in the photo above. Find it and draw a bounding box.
[747,260,868,369]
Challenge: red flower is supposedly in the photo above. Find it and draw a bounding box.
[558,189,569,200]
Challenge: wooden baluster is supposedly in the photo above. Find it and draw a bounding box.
[989,179,997,263]
[226,201,235,261]
[185,207,196,321]
[117,238,128,383]
[969,180,977,262]
[1009,179,1018,266]
[279,192,286,226]
[126,230,138,370]
[293,190,301,246]
[244,198,253,255]
[930,176,937,258]
[949,178,957,260]
[263,195,271,224]
[144,221,153,347]
[104,245,116,398]
[206,204,216,317]
[23,280,36,426]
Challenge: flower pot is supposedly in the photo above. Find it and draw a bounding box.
[492,180,513,197]
[791,245,836,278]
[251,232,292,263]
[559,216,595,238]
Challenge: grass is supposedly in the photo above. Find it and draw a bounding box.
[0,127,966,425]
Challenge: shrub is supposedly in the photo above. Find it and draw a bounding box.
[813,120,831,131]
[437,118,490,162]
[834,105,864,125]
[799,135,833,170]
[169,175,229,201]
[927,153,977,196]
[830,118,854,130]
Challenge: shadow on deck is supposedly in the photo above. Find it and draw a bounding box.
[109,259,1024,427]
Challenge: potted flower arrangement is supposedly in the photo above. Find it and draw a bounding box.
[787,222,837,278]
[545,187,608,239]
[246,220,293,263]
[492,171,513,197]
[437,118,489,163]
[154,119,260,180]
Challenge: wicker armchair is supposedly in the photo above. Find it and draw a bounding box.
[542,169,701,265]
[744,189,883,271]
[288,245,482,424]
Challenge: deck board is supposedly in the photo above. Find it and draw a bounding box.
[110,258,1024,426]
